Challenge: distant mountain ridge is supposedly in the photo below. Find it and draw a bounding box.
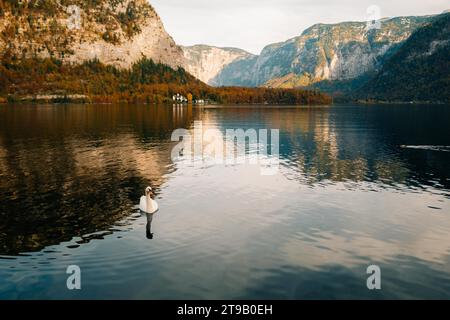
[182,45,255,85]
[357,13,450,103]
[187,14,437,88]
[1,2,448,103]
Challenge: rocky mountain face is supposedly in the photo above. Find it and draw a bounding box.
[182,45,255,85]
[198,15,434,88]
[0,0,184,69]
[357,13,450,103]
[2,1,446,100]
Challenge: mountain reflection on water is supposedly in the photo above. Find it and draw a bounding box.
[0,105,192,254]
[0,104,449,299]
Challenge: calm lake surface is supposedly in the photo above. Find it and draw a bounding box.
[0,104,449,300]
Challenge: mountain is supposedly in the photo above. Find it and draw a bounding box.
[0,0,184,69]
[182,45,255,85]
[196,15,434,88]
[0,1,331,105]
[357,13,450,103]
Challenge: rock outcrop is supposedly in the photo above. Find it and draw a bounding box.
[189,15,434,88]
[182,45,255,85]
[358,13,450,102]
[0,0,185,69]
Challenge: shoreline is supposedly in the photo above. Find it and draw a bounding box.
[0,95,332,106]
[351,100,450,106]
[1,94,448,107]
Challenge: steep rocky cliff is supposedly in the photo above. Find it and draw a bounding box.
[358,13,450,103]
[204,15,434,88]
[0,0,184,69]
[182,45,255,85]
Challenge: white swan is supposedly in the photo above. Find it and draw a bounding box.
[139,187,159,214]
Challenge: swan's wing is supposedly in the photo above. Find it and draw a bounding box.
[139,196,146,212]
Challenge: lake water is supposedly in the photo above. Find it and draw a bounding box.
[0,104,449,300]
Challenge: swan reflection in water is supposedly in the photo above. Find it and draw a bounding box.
[145,212,155,239]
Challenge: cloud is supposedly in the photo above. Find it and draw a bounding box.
[150,0,449,54]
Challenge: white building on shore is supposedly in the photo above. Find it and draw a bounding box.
[173,93,187,103]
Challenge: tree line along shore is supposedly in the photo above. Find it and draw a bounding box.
[0,57,332,105]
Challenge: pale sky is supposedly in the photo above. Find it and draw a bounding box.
[150,0,449,54]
